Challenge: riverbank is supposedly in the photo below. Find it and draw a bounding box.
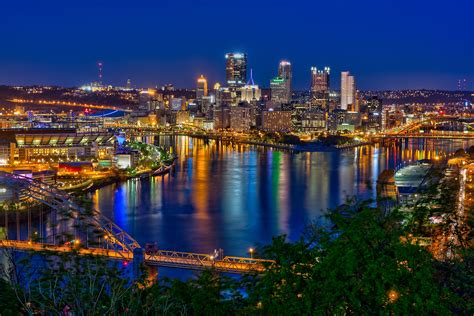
[171,132,373,152]
[66,162,176,196]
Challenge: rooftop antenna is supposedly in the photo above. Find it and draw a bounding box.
[97,62,103,85]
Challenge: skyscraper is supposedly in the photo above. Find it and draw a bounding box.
[196,75,208,101]
[225,53,247,87]
[278,60,292,88]
[270,77,289,106]
[341,71,356,111]
[310,67,330,108]
[270,60,292,106]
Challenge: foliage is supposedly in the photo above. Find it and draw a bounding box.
[1,199,472,315]
[317,134,353,146]
[0,278,20,315]
[243,200,459,315]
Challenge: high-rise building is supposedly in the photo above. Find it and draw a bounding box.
[161,84,175,92]
[215,87,235,107]
[261,110,293,132]
[270,77,290,106]
[364,96,383,131]
[341,71,356,111]
[310,67,330,108]
[230,106,252,131]
[278,60,292,90]
[196,75,208,101]
[138,89,161,112]
[270,61,292,106]
[225,53,247,87]
[367,96,382,113]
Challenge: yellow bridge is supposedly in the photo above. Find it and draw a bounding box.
[0,173,273,274]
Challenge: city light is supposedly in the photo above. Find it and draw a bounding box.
[0,9,472,313]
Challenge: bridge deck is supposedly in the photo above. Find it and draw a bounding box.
[0,240,272,274]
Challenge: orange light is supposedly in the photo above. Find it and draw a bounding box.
[387,289,399,303]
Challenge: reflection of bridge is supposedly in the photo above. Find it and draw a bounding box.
[0,172,271,274]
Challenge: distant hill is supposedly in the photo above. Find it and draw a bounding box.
[361,90,473,105]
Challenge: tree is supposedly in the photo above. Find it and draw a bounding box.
[0,278,20,315]
[244,200,461,315]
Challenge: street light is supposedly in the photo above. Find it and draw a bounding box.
[249,247,254,259]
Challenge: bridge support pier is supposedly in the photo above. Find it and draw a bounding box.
[132,248,158,283]
[132,247,145,280]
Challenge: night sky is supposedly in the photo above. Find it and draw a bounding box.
[1,0,472,90]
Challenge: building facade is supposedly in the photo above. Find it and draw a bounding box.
[341,71,356,111]
[225,53,247,87]
[230,107,252,131]
[261,111,293,132]
[310,67,330,109]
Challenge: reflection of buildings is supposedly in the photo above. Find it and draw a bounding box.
[377,169,397,202]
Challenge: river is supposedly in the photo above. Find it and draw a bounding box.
[91,136,473,263]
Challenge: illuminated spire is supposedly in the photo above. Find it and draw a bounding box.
[247,68,255,86]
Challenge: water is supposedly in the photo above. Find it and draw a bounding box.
[91,136,473,260]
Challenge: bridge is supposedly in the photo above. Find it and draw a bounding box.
[0,172,272,274]
[373,131,474,140]
[370,116,474,140]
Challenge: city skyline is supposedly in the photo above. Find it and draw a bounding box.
[0,0,473,90]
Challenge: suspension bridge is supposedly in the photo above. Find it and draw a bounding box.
[0,172,272,274]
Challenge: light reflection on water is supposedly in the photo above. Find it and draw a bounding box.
[91,137,473,258]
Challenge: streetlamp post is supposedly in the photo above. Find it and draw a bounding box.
[249,247,254,259]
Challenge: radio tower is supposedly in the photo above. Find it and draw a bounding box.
[97,62,103,86]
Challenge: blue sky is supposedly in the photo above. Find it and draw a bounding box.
[0,0,472,90]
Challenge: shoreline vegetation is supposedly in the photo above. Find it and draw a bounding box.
[178,131,374,152]
[60,141,177,195]
[0,196,472,315]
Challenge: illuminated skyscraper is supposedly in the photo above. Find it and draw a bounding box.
[196,75,208,101]
[225,53,247,87]
[341,71,356,111]
[270,60,292,106]
[278,60,292,90]
[310,67,330,108]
